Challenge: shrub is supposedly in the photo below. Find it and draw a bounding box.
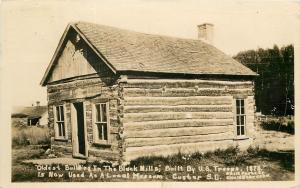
[246,146,260,155]
[260,120,294,134]
[212,146,248,166]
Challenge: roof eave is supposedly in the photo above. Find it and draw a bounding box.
[117,70,258,78]
[40,24,72,86]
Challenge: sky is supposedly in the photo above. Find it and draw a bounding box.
[1,0,299,107]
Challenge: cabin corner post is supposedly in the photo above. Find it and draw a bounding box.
[117,75,127,164]
[47,86,56,146]
[247,82,256,141]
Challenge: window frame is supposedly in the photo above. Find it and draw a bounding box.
[235,98,247,138]
[53,104,67,140]
[92,102,110,145]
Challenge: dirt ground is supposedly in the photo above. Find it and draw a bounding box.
[254,126,294,151]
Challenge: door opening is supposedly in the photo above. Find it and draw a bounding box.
[73,102,86,156]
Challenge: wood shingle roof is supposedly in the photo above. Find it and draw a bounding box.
[41,22,256,86]
[74,22,256,75]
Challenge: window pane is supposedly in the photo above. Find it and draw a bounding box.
[236,100,240,107]
[61,122,65,137]
[237,116,241,125]
[101,103,107,122]
[60,106,64,121]
[236,106,240,114]
[97,123,107,140]
[241,100,244,107]
[58,123,62,136]
[96,104,100,122]
[241,126,245,135]
[97,124,101,139]
[241,107,245,114]
[56,106,60,121]
[103,124,108,140]
[237,126,240,136]
[241,116,245,125]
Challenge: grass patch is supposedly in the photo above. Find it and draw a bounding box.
[12,126,51,147]
[129,145,294,171]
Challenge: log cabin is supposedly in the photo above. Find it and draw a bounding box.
[40,22,257,163]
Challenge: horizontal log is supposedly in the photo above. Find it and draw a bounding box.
[48,82,103,93]
[108,126,119,134]
[51,145,73,154]
[123,105,232,113]
[123,88,253,97]
[126,132,232,147]
[124,96,232,106]
[246,117,255,123]
[51,140,72,146]
[124,139,234,161]
[125,126,231,138]
[123,111,233,123]
[48,87,118,101]
[88,149,120,161]
[124,119,233,131]
[123,79,253,90]
[47,76,114,91]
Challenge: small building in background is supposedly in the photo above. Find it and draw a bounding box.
[12,102,48,126]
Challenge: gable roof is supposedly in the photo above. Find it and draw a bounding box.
[12,106,48,119]
[41,22,256,86]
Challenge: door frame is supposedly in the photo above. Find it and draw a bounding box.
[71,101,88,158]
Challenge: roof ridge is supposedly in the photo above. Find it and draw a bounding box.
[72,21,250,68]
[72,21,214,44]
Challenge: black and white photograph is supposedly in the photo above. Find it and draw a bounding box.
[0,0,299,187]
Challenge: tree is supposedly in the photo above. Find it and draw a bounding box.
[233,45,294,116]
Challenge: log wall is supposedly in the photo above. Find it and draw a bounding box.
[119,77,256,161]
[47,74,122,162]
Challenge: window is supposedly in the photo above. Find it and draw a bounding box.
[55,105,66,139]
[236,99,246,136]
[94,103,109,143]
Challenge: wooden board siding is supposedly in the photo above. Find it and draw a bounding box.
[119,78,255,161]
[47,29,114,83]
[49,40,97,82]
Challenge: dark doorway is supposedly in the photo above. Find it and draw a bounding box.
[74,102,86,156]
